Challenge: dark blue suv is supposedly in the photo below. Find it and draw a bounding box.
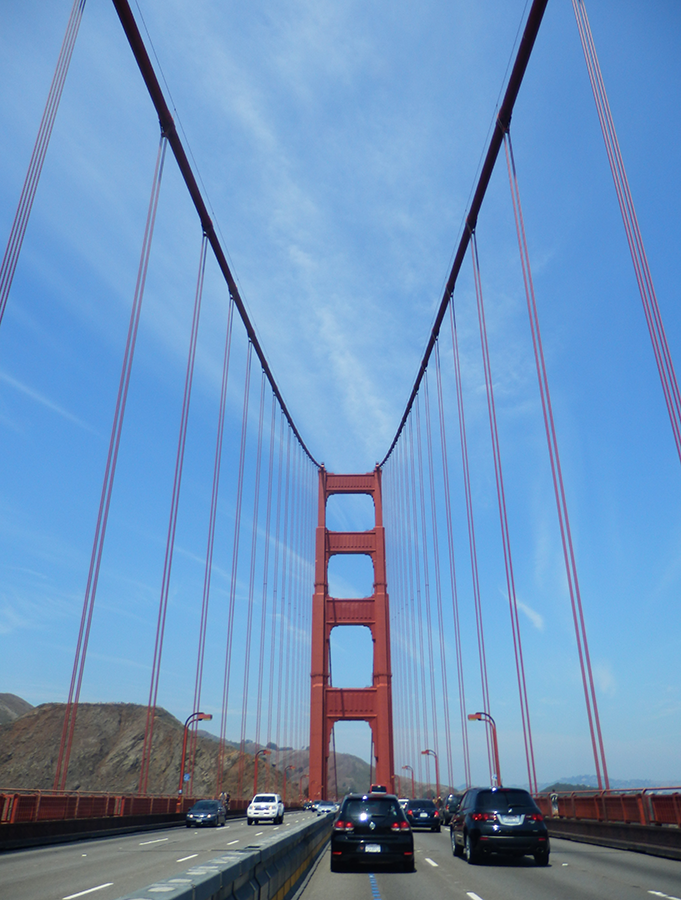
[450,787,549,865]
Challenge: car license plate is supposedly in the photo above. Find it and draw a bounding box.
[365,844,381,853]
[419,812,428,817]
[498,814,522,825]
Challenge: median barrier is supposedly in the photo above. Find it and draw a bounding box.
[545,817,681,861]
[115,813,332,900]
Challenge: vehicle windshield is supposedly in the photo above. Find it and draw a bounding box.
[191,800,218,810]
[476,789,536,811]
[253,794,277,803]
[345,798,402,820]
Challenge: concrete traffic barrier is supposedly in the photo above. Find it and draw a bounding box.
[116,813,332,900]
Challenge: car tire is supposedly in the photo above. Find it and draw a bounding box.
[534,848,550,866]
[330,857,343,873]
[247,818,253,826]
[464,834,480,865]
[451,831,464,857]
[403,858,415,872]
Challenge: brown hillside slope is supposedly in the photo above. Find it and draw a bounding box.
[0,693,33,726]
[0,702,268,796]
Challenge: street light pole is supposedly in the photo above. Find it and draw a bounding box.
[468,712,502,787]
[253,748,271,798]
[177,712,212,801]
[421,749,440,802]
[402,764,415,799]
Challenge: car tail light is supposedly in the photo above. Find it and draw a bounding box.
[391,821,410,831]
[406,809,413,816]
[434,810,440,818]
[527,813,544,822]
[471,812,497,822]
[333,820,354,832]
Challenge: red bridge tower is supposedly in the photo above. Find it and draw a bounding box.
[309,467,395,799]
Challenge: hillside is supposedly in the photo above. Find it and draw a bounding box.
[0,702,265,796]
[0,693,33,726]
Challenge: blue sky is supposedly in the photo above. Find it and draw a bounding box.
[1,0,680,790]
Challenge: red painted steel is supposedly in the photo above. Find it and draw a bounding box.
[534,789,681,828]
[309,468,395,799]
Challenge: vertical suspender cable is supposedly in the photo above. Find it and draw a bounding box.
[0,0,87,329]
[423,371,455,788]
[139,231,207,794]
[572,0,681,464]
[236,370,267,800]
[503,128,608,789]
[434,342,471,786]
[190,295,235,795]
[470,228,537,793]
[217,340,254,793]
[54,134,167,791]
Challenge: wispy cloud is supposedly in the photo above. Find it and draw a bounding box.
[0,370,98,434]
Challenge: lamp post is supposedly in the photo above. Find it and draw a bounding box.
[468,712,502,787]
[284,765,295,804]
[421,749,440,802]
[402,764,415,799]
[177,712,212,800]
[253,748,271,797]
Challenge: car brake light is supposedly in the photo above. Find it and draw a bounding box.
[434,810,440,818]
[406,809,413,816]
[471,812,497,822]
[333,820,354,832]
[527,813,544,822]
[391,821,410,831]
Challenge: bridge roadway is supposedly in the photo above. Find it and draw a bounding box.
[304,832,681,900]
[1,813,679,900]
[0,809,311,900]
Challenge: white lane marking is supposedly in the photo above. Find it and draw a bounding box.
[467,894,485,900]
[425,857,439,867]
[227,840,239,845]
[648,893,681,900]
[139,837,169,846]
[63,885,114,900]
[176,854,198,862]
[255,831,264,835]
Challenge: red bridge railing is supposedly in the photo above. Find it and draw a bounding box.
[534,788,681,827]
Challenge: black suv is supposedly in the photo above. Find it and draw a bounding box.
[331,793,414,872]
[405,798,441,832]
[450,787,549,865]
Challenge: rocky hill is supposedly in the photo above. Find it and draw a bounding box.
[0,701,262,796]
[0,693,33,726]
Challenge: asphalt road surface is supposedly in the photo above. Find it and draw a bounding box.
[0,810,310,900]
[300,830,681,900]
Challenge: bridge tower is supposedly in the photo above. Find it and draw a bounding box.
[309,467,395,799]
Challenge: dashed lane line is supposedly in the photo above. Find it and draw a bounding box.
[176,854,198,862]
[649,892,681,900]
[227,840,239,845]
[424,858,439,867]
[139,837,169,846]
[467,893,485,900]
[63,885,114,900]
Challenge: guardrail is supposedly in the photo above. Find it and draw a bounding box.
[534,787,681,827]
[0,789,252,825]
[115,812,331,900]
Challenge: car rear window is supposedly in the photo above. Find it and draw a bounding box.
[253,794,277,803]
[407,799,435,809]
[344,798,402,819]
[192,800,217,809]
[476,790,537,811]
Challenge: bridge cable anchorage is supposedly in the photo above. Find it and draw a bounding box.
[236,370,267,801]
[379,0,549,469]
[447,303,493,785]
[0,0,86,330]
[217,341,253,794]
[502,127,609,791]
[110,0,318,468]
[572,0,681,464]
[138,231,208,795]
[54,134,168,792]
[434,342,471,787]
[423,372,456,789]
[470,229,537,794]
[188,295,235,794]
